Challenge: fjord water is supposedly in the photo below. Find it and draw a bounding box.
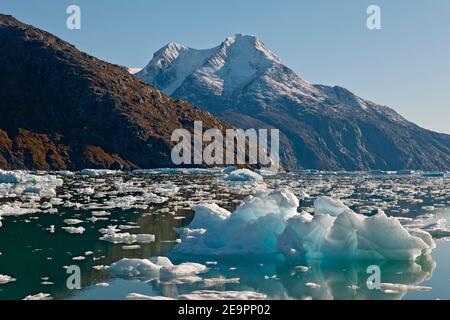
[0,171,448,300]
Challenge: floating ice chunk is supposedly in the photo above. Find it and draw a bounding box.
[108,258,161,278]
[0,274,16,284]
[148,256,173,268]
[23,293,52,300]
[100,232,155,244]
[159,263,207,280]
[0,203,39,216]
[178,290,267,300]
[92,211,111,217]
[99,225,120,234]
[380,283,432,292]
[80,169,121,176]
[295,266,309,273]
[64,219,84,225]
[305,282,321,289]
[175,188,299,256]
[108,256,205,282]
[176,189,435,261]
[72,256,85,261]
[95,282,110,287]
[0,170,62,198]
[126,293,174,300]
[225,169,263,182]
[62,226,85,234]
[278,200,436,261]
[203,277,240,287]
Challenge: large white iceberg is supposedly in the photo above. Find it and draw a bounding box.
[174,189,436,261]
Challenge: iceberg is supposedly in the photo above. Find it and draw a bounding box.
[224,169,264,182]
[107,256,206,281]
[175,188,436,261]
[0,274,16,284]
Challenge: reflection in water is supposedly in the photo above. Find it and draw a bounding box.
[73,254,436,300]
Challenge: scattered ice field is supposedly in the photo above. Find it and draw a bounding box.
[0,169,448,300]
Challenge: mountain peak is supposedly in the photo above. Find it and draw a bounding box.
[138,34,283,96]
[220,34,281,64]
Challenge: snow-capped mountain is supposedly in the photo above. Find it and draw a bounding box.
[137,34,450,171]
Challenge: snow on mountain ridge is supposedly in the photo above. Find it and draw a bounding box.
[138,34,407,116]
[138,34,288,96]
[138,42,217,95]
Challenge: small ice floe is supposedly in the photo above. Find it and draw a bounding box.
[92,211,111,217]
[126,293,175,300]
[95,282,110,287]
[0,274,16,284]
[85,251,94,256]
[107,256,206,281]
[224,169,264,182]
[178,290,267,300]
[46,225,55,233]
[72,256,85,261]
[305,282,321,289]
[122,245,141,250]
[118,225,139,230]
[62,226,85,234]
[64,219,84,225]
[380,283,432,293]
[99,226,155,244]
[92,265,107,271]
[23,293,52,300]
[203,277,240,287]
[295,266,309,273]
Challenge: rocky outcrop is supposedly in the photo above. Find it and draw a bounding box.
[0,14,229,170]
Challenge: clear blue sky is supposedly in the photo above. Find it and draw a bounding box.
[1,0,449,134]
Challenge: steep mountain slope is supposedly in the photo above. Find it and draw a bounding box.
[138,34,450,171]
[0,14,230,170]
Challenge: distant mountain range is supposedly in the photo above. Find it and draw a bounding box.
[137,34,450,171]
[0,15,229,170]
